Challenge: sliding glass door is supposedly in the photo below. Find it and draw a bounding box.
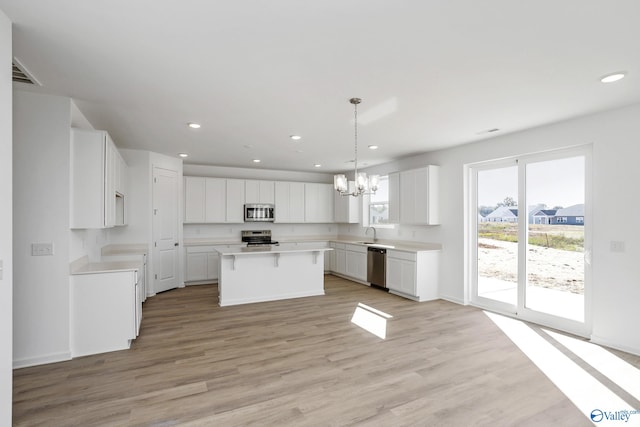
[523,155,586,324]
[469,147,591,335]
[474,161,518,312]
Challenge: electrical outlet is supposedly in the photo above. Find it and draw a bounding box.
[32,242,54,256]
[610,241,625,253]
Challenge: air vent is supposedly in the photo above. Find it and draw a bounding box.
[12,59,40,85]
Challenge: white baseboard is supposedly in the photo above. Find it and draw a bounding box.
[329,272,369,286]
[13,351,72,369]
[439,294,466,305]
[590,335,640,357]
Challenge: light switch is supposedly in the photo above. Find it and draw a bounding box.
[32,242,54,256]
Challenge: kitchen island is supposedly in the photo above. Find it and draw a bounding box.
[216,244,332,306]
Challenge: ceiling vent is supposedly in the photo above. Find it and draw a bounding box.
[12,59,40,85]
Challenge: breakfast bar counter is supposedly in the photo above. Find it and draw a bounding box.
[216,244,332,306]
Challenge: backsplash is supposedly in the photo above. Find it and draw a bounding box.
[184,223,338,241]
[70,228,110,263]
[337,223,442,245]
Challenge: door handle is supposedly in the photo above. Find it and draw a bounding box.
[174,243,179,247]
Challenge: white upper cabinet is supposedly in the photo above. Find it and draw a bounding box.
[184,177,245,223]
[388,172,400,224]
[399,166,439,225]
[184,177,337,224]
[70,128,127,229]
[304,183,334,223]
[225,179,245,223]
[245,180,275,204]
[274,181,305,223]
[205,178,226,223]
[334,182,359,223]
[184,177,205,223]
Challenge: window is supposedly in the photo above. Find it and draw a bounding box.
[576,217,584,223]
[368,175,391,225]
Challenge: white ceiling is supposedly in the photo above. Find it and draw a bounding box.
[2,1,639,173]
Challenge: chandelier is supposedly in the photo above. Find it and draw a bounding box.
[334,97,379,197]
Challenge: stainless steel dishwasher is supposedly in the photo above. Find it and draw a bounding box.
[367,247,387,288]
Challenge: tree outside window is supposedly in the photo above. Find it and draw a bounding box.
[369,176,391,224]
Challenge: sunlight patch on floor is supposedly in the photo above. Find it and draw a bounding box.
[351,303,392,339]
[542,329,640,402]
[485,311,638,425]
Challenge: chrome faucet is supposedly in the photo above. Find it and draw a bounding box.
[365,226,377,242]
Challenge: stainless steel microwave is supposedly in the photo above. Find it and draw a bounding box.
[244,204,275,222]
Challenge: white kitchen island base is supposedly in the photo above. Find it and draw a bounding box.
[217,246,331,306]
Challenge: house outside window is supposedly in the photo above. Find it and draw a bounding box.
[556,216,568,223]
[369,175,390,224]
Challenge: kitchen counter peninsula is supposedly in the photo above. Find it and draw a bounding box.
[216,244,332,306]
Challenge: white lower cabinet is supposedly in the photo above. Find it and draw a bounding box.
[345,244,367,282]
[330,243,367,283]
[71,270,140,357]
[186,252,208,282]
[333,243,347,276]
[185,246,221,283]
[386,249,439,301]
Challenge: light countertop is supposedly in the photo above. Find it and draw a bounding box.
[217,244,333,256]
[184,237,441,253]
[71,259,142,275]
[101,243,147,257]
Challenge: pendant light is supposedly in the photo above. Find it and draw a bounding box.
[334,97,379,197]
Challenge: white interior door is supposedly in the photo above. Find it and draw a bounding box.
[153,167,179,293]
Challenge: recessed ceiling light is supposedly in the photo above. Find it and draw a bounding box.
[178,153,188,158]
[368,145,379,150]
[252,159,261,163]
[290,135,302,140]
[600,72,626,83]
[314,164,322,168]
[188,122,201,129]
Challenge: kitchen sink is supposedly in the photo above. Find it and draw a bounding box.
[355,241,395,249]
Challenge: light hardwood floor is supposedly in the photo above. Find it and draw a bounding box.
[13,276,640,426]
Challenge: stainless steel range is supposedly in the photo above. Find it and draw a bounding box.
[241,230,279,247]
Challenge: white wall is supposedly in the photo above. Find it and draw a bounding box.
[354,102,640,355]
[13,91,72,367]
[0,9,13,425]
